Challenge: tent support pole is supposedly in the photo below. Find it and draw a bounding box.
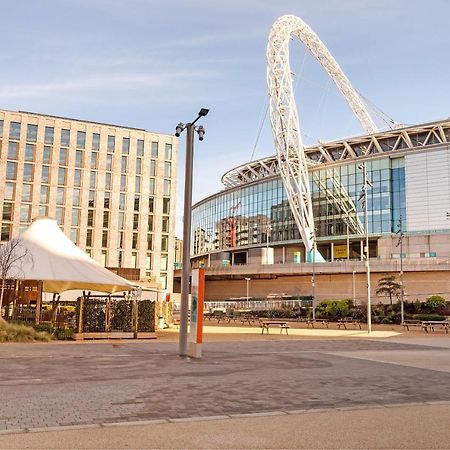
[35,281,43,324]
[78,292,85,335]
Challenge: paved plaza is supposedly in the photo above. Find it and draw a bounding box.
[1,334,450,448]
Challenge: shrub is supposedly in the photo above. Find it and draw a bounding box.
[413,314,446,321]
[316,299,350,320]
[0,322,52,342]
[424,295,447,311]
[138,300,156,332]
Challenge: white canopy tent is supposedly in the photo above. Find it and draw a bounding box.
[18,218,136,294]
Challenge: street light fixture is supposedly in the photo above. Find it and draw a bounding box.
[395,215,405,325]
[310,230,317,320]
[245,277,251,309]
[176,108,209,357]
[358,162,372,333]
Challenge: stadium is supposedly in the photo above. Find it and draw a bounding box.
[176,15,450,305]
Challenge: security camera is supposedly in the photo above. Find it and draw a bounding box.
[198,108,209,117]
[175,123,184,137]
[197,125,205,141]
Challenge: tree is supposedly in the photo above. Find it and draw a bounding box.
[0,239,32,319]
[425,295,447,311]
[376,274,401,306]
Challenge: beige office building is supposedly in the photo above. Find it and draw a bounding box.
[0,109,178,292]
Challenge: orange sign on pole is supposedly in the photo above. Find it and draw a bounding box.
[188,268,205,358]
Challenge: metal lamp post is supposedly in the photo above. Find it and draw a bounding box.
[310,230,317,320]
[358,162,372,333]
[396,215,405,325]
[245,277,251,309]
[175,108,209,357]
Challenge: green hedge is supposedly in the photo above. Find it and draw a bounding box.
[138,300,155,332]
[110,300,132,332]
[413,314,446,321]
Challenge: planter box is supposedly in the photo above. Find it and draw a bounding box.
[135,332,157,339]
[73,332,135,340]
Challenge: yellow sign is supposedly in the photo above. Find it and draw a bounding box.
[333,245,348,259]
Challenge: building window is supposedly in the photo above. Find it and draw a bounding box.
[1,224,11,241]
[72,209,80,226]
[135,176,141,193]
[92,133,100,150]
[120,175,126,191]
[137,139,144,156]
[146,254,152,271]
[102,231,108,248]
[70,228,78,244]
[133,213,139,230]
[119,194,126,210]
[148,215,154,231]
[40,185,49,203]
[106,154,113,171]
[160,254,168,271]
[21,184,32,202]
[160,274,168,290]
[147,234,153,250]
[107,135,115,152]
[165,143,172,160]
[149,197,154,213]
[103,211,109,228]
[101,250,107,266]
[162,217,169,233]
[58,167,67,185]
[56,207,64,225]
[6,162,17,180]
[44,127,54,144]
[9,122,21,140]
[26,124,38,142]
[61,129,70,146]
[75,150,83,168]
[0,120,3,137]
[23,164,34,182]
[77,131,86,148]
[134,195,140,211]
[121,156,127,172]
[91,152,98,169]
[43,146,52,164]
[56,187,65,205]
[118,251,123,267]
[8,141,18,159]
[88,190,95,208]
[2,203,13,221]
[149,160,156,176]
[163,198,170,214]
[4,183,15,201]
[90,171,96,188]
[118,212,125,229]
[73,189,81,207]
[163,179,171,196]
[25,144,35,161]
[132,252,138,268]
[104,192,110,209]
[161,235,169,252]
[86,229,93,247]
[41,165,50,183]
[164,161,172,178]
[74,169,82,187]
[118,231,124,249]
[59,148,68,165]
[39,205,48,216]
[87,209,94,227]
[132,233,138,249]
[105,173,112,190]
[151,141,158,158]
[122,137,130,154]
[136,158,142,174]
[149,178,155,194]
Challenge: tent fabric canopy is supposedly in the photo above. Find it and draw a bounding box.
[17,218,136,294]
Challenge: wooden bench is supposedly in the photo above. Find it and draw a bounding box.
[306,319,329,328]
[337,317,362,330]
[401,319,423,331]
[240,315,258,326]
[260,320,290,335]
[422,320,449,334]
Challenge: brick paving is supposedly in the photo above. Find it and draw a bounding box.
[0,339,449,431]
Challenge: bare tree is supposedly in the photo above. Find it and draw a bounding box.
[0,239,32,319]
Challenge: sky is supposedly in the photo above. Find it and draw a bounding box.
[1,0,450,237]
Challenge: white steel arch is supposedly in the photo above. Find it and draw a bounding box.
[267,14,378,252]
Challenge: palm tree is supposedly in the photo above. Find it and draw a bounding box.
[376,274,401,305]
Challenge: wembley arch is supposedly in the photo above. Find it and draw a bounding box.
[266,14,378,254]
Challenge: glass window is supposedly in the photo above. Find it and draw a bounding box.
[120,174,126,191]
[137,139,144,156]
[106,154,113,171]
[160,274,167,290]
[119,193,126,210]
[133,213,139,230]
[136,158,142,174]
[9,122,21,140]
[70,228,78,244]
[86,229,93,247]
[74,169,82,187]
[72,209,80,226]
[134,195,140,211]
[43,146,51,163]
[0,120,3,137]
[41,166,50,184]
[122,137,130,154]
[162,217,169,233]
[118,212,125,229]
[161,254,168,271]
[26,124,38,142]
[39,205,48,216]
[87,210,94,227]
[118,231,124,249]
[4,183,15,201]
[163,198,170,214]
[149,160,156,176]
[165,143,172,160]
[92,133,100,150]
[164,161,171,178]
[147,234,153,250]
[75,150,83,168]
[132,252,138,268]
[19,204,30,222]
[59,148,68,165]
[132,233,138,249]
[73,189,81,207]
[105,173,112,190]
[163,179,171,196]
[8,141,18,159]
[61,129,70,146]
[149,178,155,194]
[104,192,110,209]
[2,203,13,221]
[58,167,66,185]
[23,164,34,182]
[91,152,98,169]
[148,215,154,231]
[77,131,86,148]
[56,187,65,205]
[88,190,95,207]
[135,176,141,193]
[146,254,152,270]
[1,224,11,241]
[56,207,64,225]
[161,235,169,251]
[151,141,158,158]
[90,171,96,188]
[25,144,34,161]
[102,231,108,248]
[21,184,32,202]
[44,127,54,144]
[149,197,154,213]
[121,156,127,172]
[107,135,115,152]
[103,211,109,228]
